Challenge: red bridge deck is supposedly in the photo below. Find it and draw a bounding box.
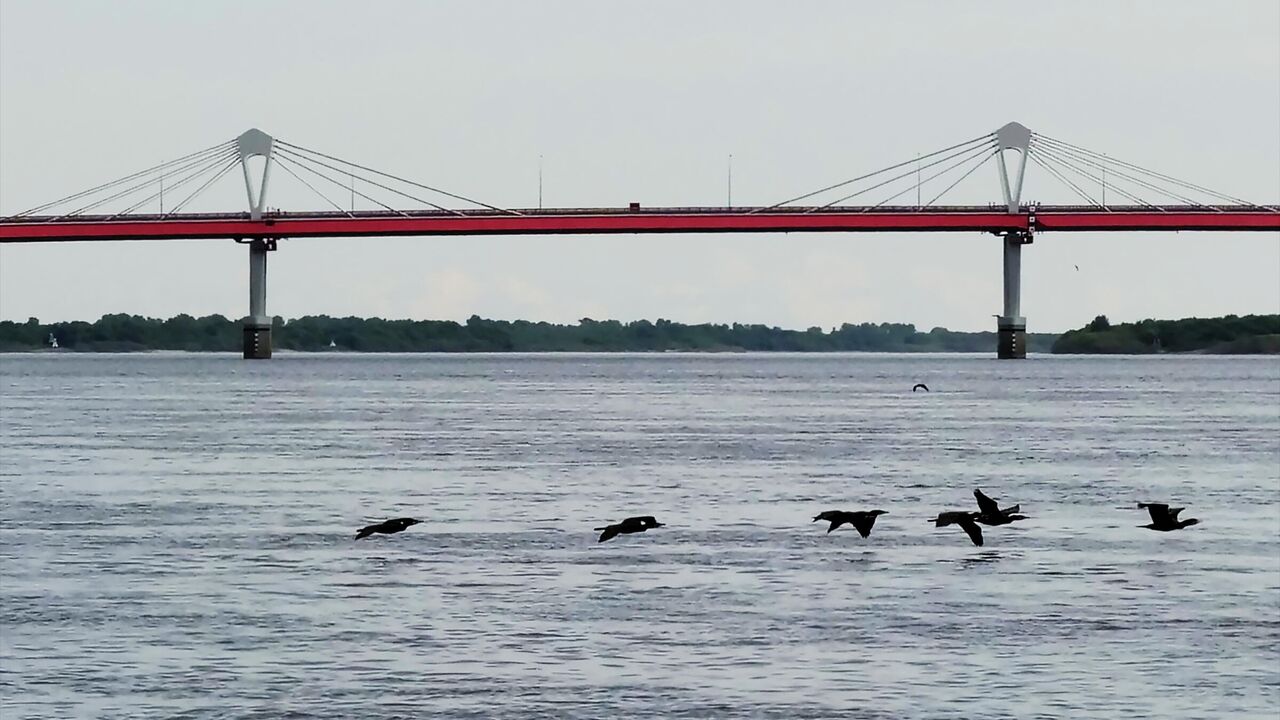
[0,205,1276,242]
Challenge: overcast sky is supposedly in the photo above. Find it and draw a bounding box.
[1,0,1277,332]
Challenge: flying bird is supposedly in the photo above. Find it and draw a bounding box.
[912,383,929,392]
[813,509,888,537]
[596,515,665,543]
[972,489,1027,526]
[933,510,984,547]
[1137,502,1200,532]
[355,517,421,540]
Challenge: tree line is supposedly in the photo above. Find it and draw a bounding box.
[4,312,1275,354]
[1051,314,1280,354]
[0,314,1061,353]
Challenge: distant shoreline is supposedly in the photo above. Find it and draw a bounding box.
[2,313,1276,354]
[1051,315,1280,355]
[0,314,1061,354]
[1,348,1044,355]
[4,348,1273,357]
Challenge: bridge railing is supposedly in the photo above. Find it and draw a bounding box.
[3,204,1276,224]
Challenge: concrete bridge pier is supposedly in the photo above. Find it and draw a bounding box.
[235,128,277,359]
[998,230,1031,359]
[993,121,1032,359]
[242,238,276,359]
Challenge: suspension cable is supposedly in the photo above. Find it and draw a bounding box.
[272,149,411,216]
[1032,132,1271,209]
[273,155,354,216]
[1031,137,1213,209]
[1031,144,1152,207]
[12,140,235,217]
[109,150,241,218]
[277,140,520,215]
[275,147,459,216]
[865,144,997,209]
[1034,146,1157,209]
[753,133,996,212]
[924,148,999,207]
[165,156,243,216]
[816,138,998,210]
[1029,154,1101,207]
[50,147,239,220]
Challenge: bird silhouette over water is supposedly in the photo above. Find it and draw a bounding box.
[596,516,664,543]
[355,517,420,540]
[912,383,929,392]
[813,509,888,537]
[932,510,984,546]
[972,489,1028,526]
[1137,502,1200,532]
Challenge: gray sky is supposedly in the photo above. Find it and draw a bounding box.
[1,0,1277,332]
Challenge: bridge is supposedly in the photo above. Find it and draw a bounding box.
[2,122,1276,359]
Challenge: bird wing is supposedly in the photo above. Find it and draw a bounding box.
[852,514,878,538]
[826,517,850,534]
[1139,503,1171,524]
[958,518,984,547]
[913,383,929,392]
[935,511,965,527]
[973,489,1001,516]
[1168,507,1185,519]
[598,525,621,543]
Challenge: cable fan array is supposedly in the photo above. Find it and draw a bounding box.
[3,136,520,221]
[4,125,1274,221]
[755,128,1276,214]
[1026,132,1273,211]
[752,132,1004,213]
[9,141,242,220]
[270,141,520,217]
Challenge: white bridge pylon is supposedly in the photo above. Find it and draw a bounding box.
[237,128,275,221]
[995,121,1031,214]
[993,121,1032,358]
[236,128,277,358]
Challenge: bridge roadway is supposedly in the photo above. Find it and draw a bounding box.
[1,205,1277,242]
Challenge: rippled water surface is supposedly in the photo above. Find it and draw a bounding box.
[2,353,1278,718]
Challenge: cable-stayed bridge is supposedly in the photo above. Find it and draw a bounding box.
[1,122,1275,358]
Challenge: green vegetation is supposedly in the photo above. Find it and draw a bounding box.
[0,313,1060,353]
[6,312,1274,354]
[1051,314,1280,354]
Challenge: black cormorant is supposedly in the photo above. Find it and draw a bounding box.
[932,510,984,546]
[596,516,664,543]
[1138,502,1200,532]
[355,517,421,540]
[973,489,1027,526]
[813,509,888,537]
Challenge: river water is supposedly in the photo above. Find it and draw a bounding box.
[1,353,1277,718]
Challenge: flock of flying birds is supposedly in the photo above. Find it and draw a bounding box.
[354,489,1199,546]
[354,381,1201,546]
